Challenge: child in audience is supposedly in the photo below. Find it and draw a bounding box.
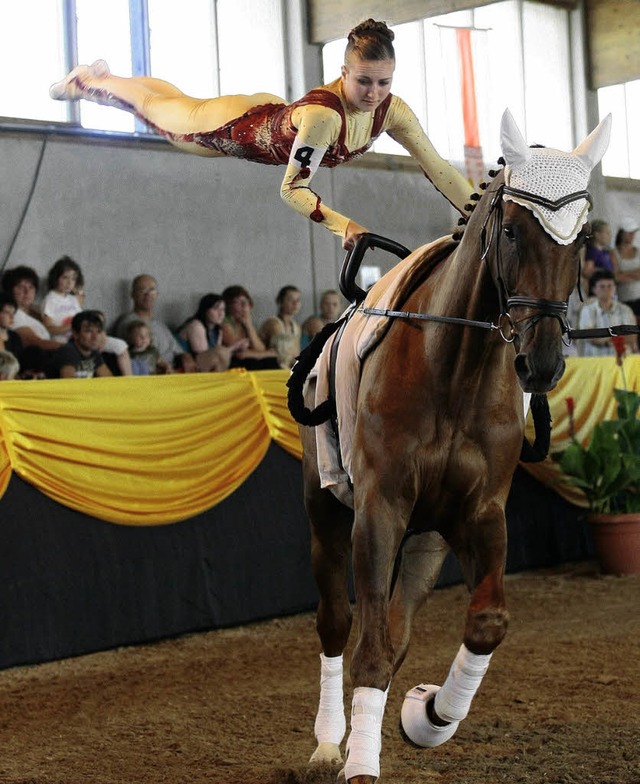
[42,256,83,343]
[0,350,19,380]
[126,320,171,375]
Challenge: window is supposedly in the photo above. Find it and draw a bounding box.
[597,81,640,179]
[0,1,286,135]
[322,1,573,169]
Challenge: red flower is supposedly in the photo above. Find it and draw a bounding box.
[611,334,626,365]
[565,396,575,439]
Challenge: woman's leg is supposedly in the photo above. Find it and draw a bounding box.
[50,61,286,154]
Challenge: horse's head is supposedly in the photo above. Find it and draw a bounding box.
[483,110,611,393]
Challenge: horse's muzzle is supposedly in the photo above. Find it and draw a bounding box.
[514,351,565,393]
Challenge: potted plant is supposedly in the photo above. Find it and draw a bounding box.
[557,338,640,574]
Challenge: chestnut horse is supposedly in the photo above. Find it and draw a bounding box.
[297,110,611,783]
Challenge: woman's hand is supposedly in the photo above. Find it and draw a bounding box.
[231,338,250,354]
[342,220,368,251]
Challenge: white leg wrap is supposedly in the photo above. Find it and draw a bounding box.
[344,687,388,781]
[314,653,346,745]
[434,644,492,723]
[401,683,460,748]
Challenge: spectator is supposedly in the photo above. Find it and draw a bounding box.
[583,219,619,288]
[72,284,132,375]
[176,293,247,372]
[614,219,640,322]
[49,310,113,378]
[221,285,279,370]
[115,274,197,372]
[41,255,83,343]
[578,269,638,357]
[0,350,19,380]
[0,292,23,360]
[301,288,344,347]
[126,320,171,375]
[1,266,60,374]
[259,285,302,369]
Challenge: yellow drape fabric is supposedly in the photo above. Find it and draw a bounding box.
[0,369,301,525]
[0,357,636,525]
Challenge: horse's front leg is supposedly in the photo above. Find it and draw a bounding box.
[300,404,354,770]
[401,502,509,748]
[345,483,412,784]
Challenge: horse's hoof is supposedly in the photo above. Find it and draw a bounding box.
[309,741,343,767]
[400,684,460,748]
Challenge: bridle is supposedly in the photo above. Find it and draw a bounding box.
[479,182,590,345]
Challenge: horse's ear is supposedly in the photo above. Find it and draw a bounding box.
[574,113,612,170]
[500,108,530,167]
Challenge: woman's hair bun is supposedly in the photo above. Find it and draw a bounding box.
[350,18,394,43]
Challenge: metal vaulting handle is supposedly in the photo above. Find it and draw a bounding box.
[339,232,411,304]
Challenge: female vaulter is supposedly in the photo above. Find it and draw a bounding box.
[50,19,472,250]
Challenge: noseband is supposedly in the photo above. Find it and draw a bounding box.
[480,183,591,343]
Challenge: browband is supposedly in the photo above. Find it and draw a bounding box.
[503,186,591,212]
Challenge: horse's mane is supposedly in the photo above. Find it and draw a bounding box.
[391,236,458,312]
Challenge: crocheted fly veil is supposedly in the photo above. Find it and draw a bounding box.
[499,109,612,245]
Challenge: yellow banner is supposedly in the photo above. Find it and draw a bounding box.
[0,357,636,525]
[0,369,301,525]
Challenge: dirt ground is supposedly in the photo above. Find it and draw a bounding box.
[0,562,637,784]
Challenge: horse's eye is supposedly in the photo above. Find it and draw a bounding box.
[504,225,515,240]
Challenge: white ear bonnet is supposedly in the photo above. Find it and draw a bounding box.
[499,109,612,245]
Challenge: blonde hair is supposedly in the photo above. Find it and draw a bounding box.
[0,350,19,380]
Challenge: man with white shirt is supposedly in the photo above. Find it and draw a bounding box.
[578,269,638,357]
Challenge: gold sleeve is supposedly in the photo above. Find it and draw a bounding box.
[280,104,354,238]
[385,97,473,216]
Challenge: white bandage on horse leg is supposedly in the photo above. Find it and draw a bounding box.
[314,653,346,745]
[434,644,492,724]
[401,683,460,748]
[344,686,388,781]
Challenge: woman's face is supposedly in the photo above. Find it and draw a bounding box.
[595,224,611,246]
[206,301,226,326]
[12,278,37,310]
[341,56,394,113]
[279,289,301,317]
[230,295,252,320]
[320,293,341,321]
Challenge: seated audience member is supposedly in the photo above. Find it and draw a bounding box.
[41,255,83,343]
[126,320,171,375]
[0,292,23,359]
[583,219,619,288]
[578,269,638,357]
[73,285,132,375]
[115,274,197,372]
[49,310,112,378]
[221,285,279,370]
[176,293,247,372]
[1,266,60,375]
[259,285,302,369]
[0,350,19,380]
[91,310,132,376]
[614,219,640,322]
[301,288,344,347]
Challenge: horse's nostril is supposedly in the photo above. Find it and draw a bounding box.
[514,353,530,379]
